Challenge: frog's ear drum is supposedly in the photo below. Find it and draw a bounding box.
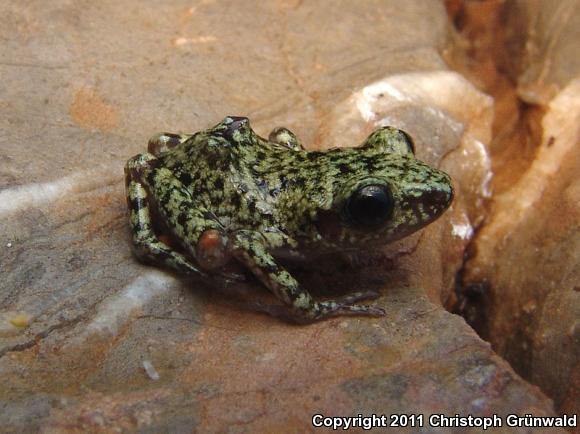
[361,126,415,156]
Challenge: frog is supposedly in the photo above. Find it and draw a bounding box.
[125,116,453,323]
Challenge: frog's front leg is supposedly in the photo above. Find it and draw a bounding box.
[231,230,385,322]
[268,127,304,151]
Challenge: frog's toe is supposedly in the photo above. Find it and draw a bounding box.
[339,304,386,317]
[335,289,381,304]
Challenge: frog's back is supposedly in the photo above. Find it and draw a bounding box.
[154,124,306,230]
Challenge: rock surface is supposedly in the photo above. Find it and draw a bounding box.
[0,0,569,432]
[458,0,580,416]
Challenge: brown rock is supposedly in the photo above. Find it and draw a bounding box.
[459,0,580,416]
[502,0,580,105]
[463,80,580,414]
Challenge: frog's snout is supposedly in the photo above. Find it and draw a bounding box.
[423,183,454,216]
[399,177,454,233]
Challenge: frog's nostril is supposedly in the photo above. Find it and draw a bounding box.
[427,187,454,212]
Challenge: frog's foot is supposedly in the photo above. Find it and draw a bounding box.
[317,300,386,319]
[304,290,385,322]
[252,296,385,324]
[268,127,304,151]
[148,132,191,156]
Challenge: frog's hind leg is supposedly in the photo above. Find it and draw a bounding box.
[231,230,385,323]
[148,132,192,156]
[125,153,207,277]
[268,127,304,151]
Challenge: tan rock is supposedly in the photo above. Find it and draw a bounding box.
[464,79,580,413]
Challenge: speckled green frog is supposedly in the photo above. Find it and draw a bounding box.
[125,116,453,322]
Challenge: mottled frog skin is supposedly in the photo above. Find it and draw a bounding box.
[125,116,453,322]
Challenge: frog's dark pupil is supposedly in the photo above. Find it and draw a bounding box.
[346,185,393,227]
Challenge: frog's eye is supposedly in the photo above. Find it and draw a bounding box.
[345,184,394,227]
[399,130,415,155]
[361,127,415,156]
